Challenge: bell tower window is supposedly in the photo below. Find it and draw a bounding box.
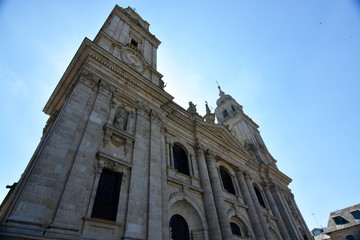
[130,39,138,48]
[223,109,229,118]
[231,105,236,112]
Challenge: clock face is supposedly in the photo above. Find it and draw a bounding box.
[121,48,144,73]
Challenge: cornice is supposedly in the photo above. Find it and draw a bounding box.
[43,38,173,116]
[267,164,292,185]
[167,177,203,194]
[87,51,172,104]
[43,38,92,115]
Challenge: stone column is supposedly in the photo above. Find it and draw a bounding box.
[270,186,300,240]
[235,169,265,240]
[195,145,222,240]
[169,143,174,167]
[205,149,233,240]
[244,173,272,239]
[165,139,171,167]
[263,183,291,240]
[186,153,194,176]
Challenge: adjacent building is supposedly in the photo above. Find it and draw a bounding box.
[0,5,312,240]
[311,227,330,240]
[325,204,360,240]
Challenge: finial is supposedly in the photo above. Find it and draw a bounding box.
[205,101,211,114]
[216,81,225,97]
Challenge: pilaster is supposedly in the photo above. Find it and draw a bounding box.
[146,110,163,240]
[123,104,150,240]
[205,149,233,240]
[161,132,169,240]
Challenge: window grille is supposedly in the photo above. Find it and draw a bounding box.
[91,168,122,221]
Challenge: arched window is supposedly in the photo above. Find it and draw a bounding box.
[170,214,190,240]
[231,105,236,112]
[254,186,266,208]
[230,222,241,236]
[220,167,236,195]
[173,144,190,175]
[223,109,229,118]
[346,235,355,240]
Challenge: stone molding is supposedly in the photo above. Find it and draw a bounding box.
[88,52,171,103]
[96,150,133,170]
[103,123,135,155]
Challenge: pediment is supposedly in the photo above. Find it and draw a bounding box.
[199,121,250,156]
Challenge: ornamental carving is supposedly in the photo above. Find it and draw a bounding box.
[103,123,135,157]
[110,135,126,147]
[168,190,187,202]
[121,47,145,74]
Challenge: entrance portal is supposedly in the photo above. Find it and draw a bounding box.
[170,214,190,240]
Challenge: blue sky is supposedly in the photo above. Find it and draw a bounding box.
[1,0,359,232]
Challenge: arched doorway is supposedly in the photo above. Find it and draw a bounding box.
[170,214,190,240]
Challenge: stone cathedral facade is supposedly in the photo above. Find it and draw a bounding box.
[0,5,312,240]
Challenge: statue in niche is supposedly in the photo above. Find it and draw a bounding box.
[113,107,129,131]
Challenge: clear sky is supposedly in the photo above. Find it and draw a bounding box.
[1,0,359,232]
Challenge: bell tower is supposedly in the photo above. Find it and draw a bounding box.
[215,86,277,166]
[94,6,164,88]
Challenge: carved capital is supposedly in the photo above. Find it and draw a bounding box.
[205,148,214,158]
[160,123,168,135]
[98,80,114,97]
[136,100,150,115]
[261,181,270,189]
[235,166,246,174]
[94,160,105,174]
[79,69,97,88]
[243,170,252,181]
[150,109,163,124]
[195,143,203,152]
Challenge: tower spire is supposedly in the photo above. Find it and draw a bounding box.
[216,81,225,97]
